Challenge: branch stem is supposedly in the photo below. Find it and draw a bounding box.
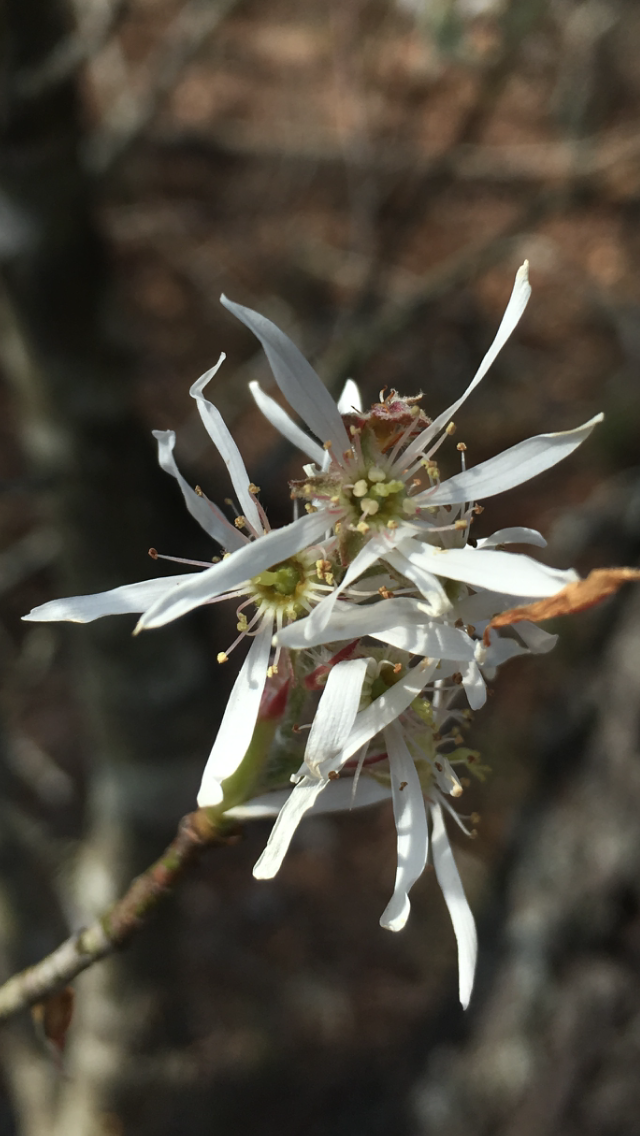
[0,809,239,1022]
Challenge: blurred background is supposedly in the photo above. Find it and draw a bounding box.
[1,0,640,1133]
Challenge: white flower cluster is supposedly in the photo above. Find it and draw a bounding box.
[25,263,602,1007]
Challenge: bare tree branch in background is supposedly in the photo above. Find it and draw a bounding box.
[85,0,244,174]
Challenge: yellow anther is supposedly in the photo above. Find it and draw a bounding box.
[330,495,340,504]
[217,652,228,664]
[361,498,379,516]
[367,466,386,483]
[234,516,247,529]
[386,519,399,529]
[352,479,368,498]
[349,425,361,436]
[402,498,417,516]
[446,421,456,435]
[454,519,467,530]
[410,405,420,417]
[267,665,278,678]
[305,503,317,513]
[456,442,467,452]
[356,521,370,534]
[195,485,204,497]
[248,482,261,494]
[323,440,333,450]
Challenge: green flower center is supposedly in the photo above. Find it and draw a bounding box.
[250,556,314,619]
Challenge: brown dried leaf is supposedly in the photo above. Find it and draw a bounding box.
[484,568,640,644]
[32,986,75,1054]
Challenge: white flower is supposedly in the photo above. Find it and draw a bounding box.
[220,264,602,640]
[228,650,480,1007]
[23,355,338,807]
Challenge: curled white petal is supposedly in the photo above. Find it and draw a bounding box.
[249,381,326,466]
[136,509,332,631]
[515,620,558,654]
[460,660,487,710]
[153,429,246,551]
[396,538,577,598]
[252,776,326,879]
[476,526,547,550]
[197,619,273,807]
[23,573,200,624]
[430,802,478,1009]
[277,597,473,659]
[384,549,452,615]
[226,776,391,819]
[415,414,604,508]
[221,296,350,455]
[337,378,363,414]
[401,262,532,466]
[189,358,263,535]
[304,658,370,776]
[380,721,429,932]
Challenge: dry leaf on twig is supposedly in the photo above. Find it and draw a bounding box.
[32,986,75,1060]
[484,568,640,644]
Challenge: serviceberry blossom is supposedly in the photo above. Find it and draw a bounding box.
[220,262,601,651]
[212,262,603,1005]
[23,262,605,1009]
[24,355,337,807]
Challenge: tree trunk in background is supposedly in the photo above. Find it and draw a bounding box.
[0,2,218,1131]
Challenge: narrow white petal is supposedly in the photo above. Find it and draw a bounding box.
[221,296,350,455]
[402,262,531,465]
[430,802,478,1009]
[226,776,391,819]
[337,378,363,414]
[374,621,475,661]
[396,538,577,597]
[305,658,369,775]
[253,776,326,878]
[384,549,452,615]
[284,532,393,642]
[23,573,200,624]
[197,620,273,807]
[189,358,263,534]
[415,414,604,508]
[249,381,326,465]
[476,526,546,550]
[153,429,246,551]
[514,620,558,654]
[480,634,528,667]
[136,509,332,631]
[338,659,439,769]
[380,721,429,932]
[276,598,472,657]
[460,660,487,709]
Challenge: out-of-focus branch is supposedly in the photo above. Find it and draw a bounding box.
[11,0,128,100]
[86,0,243,174]
[0,809,240,1022]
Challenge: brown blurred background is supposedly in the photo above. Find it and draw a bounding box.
[1,1,640,1133]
